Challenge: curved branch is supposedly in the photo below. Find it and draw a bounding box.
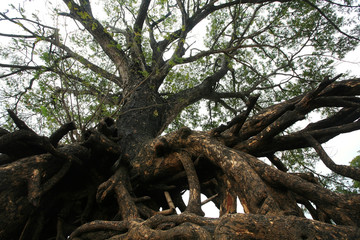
[232,77,360,153]
[49,121,76,147]
[7,109,33,131]
[255,119,360,156]
[244,151,360,225]
[211,94,259,135]
[304,134,360,181]
[69,220,130,239]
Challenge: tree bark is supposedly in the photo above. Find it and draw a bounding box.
[1,80,360,239]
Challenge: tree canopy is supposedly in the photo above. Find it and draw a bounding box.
[0,0,360,239]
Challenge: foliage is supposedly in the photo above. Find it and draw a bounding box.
[350,153,360,190]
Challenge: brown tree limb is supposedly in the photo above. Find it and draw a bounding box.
[304,134,360,181]
[0,143,89,239]
[161,59,230,133]
[97,166,139,220]
[266,154,288,172]
[164,191,176,211]
[216,172,237,217]
[83,130,122,157]
[312,96,360,108]
[303,107,360,132]
[211,94,259,136]
[0,129,47,159]
[62,0,130,86]
[124,220,211,239]
[7,109,33,131]
[235,78,360,143]
[235,76,340,153]
[161,129,302,217]
[254,119,360,156]
[177,151,204,216]
[69,220,130,239]
[243,150,360,226]
[134,0,151,32]
[49,121,76,147]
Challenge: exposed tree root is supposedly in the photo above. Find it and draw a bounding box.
[1,79,360,239]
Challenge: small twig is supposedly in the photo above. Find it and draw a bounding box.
[156,208,175,216]
[201,193,219,206]
[164,191,176,210]
[303,0,360,42]
[19,216,32,240]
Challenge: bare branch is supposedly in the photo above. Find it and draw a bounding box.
[304,134,360,181]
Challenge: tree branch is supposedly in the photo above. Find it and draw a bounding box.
[177,151,204,216]
[303,0,360,41]
[62,0,130,85]
[304,134,360,181]
[134,0,151,32]
[161,58,229,132]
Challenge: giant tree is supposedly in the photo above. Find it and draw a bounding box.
[1,0,360,239]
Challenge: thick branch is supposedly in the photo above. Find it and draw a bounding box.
[49,122,76,147]
[254,119,360,156]
[162,58,229,132]
[97,166,139,220]
[7,109,33,131]
[177,151,204,216]
[232,78,360,154]
[243,150,360,225]
[62,0,130,85]
[134,0,151,32]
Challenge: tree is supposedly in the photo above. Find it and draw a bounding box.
[0,0,360,239]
